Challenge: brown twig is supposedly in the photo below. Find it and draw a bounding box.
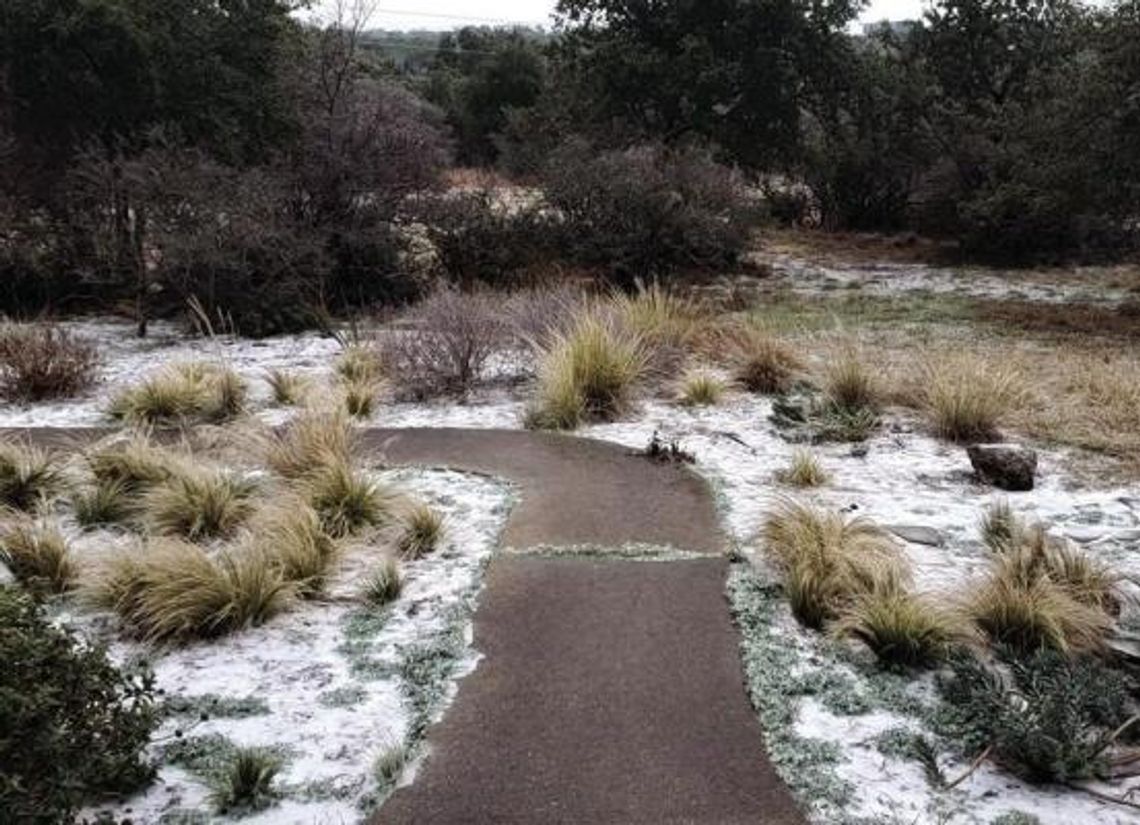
[1066,783,1140,811]
[944,745,993,790]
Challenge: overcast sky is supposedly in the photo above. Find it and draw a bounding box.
[354,1,929,31]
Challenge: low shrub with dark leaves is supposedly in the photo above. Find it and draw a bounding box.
[0,587,158,823]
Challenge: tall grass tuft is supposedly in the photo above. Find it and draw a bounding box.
[336,346,383,384]
[527,312,646,430]
[144,470,257,541]
[87,435,184,494]
[677,370,726,407]
[397,503,444,559]
[836,581,970,667]
[343,377,381,420]
[967,528,1118,653]
[262,410,356,481]
[90,540,292,643]
[762,499,905,628]
[362,557,403,606]
[209,747,282,815]
[251,502,338,597]
[611,283,702,371]
[777,449,830,488]
[821,341,880,413]
[979,499,1020,553]
[305,462,395,538]
[108,362,247,426]
[265,369,310,406]
[0,440,65,511]
[726,324,803,394]
[0,519,74,596]
[72,480,134,529]
[918,353,1026,442]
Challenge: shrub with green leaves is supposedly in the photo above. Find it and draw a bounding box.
[936,649,1130,783]
[0,587,158,823]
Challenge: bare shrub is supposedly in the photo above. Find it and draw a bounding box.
[0,324,101,402]
[378,289,506,400]
[502,283,590,350]
[543,140,754,287]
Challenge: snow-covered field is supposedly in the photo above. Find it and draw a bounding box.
[69,468,513,825]
[5,298,1140,824]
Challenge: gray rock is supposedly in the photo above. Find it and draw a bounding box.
[887,525,946,547]
[1064,526,1109,544]
[967,443,1038,492]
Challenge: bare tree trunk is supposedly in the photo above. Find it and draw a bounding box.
[133,203,148,338]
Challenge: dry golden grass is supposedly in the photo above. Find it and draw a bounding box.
[0,440,65,512]
[676,370,726,407]
[109,361,247,425]
[966,526,1120,652]
[305,461,397,538]
[527,312,647,430]
[835,581,973,667]
[265,369,311,406]
[761,499,905,628]
[262,410,356,480]
[247,501,338,597]
[144,470,257,541]
[820,340,881,412]
[342,377,381,420]
[776,449,830,488]
[0,519,74,596]
[336,346,383,384]
[72,480,135,528]
[721,323,803,394]
[89,540,292,643]
[362,557,403,606]
[397,502,444,559]
[914,352,1027,442]
[87,434,188,493]
[611,283,704,353]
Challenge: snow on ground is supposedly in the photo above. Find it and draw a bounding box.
[585,397,1140,825]
[764,253,1136,306]
[71,468,513,825]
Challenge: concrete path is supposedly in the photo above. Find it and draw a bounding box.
[3,426,804,824]
[364,429,804,825]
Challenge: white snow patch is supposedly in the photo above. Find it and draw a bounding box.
[74,467,512,825]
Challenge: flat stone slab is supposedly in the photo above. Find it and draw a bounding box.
[377,555,805,825]
[364,428,724,554]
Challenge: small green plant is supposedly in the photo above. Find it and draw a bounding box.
[373,740,408,787]
[264,369,310,406]
[0,519,74,596]
[397,503,444,559]
[937,649,1130,783]
[306,462,394,538]
[526,312,646,430]
[777,449,829,487]
[0,588,158,823]
[363,557,403,606]
[762,499,905,629]
[145,470,257,541]
[91,541,293,643]
[209,747,282,815]
[835,581,970,667]
[677,370,726,406]
[72,480,135,528]
[0,440,64,511]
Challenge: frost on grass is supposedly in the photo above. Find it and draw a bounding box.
[81,468,512,825]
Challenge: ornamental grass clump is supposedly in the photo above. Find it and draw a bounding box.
[265,369,310,406]
[72,480,134,529]
[109,361,248,425]
[86,435,185,494]
[0,440,65,511]
[90,540,292,643]
[776,448,830,488]
[836,580,972,667]
[0,519,75,596]
[918,352,1027,442]
[305,461,397,538]
[262,410,356,481]
[251,502,338,597]
[527,313,646,430]
[209,747,282,815]
[144,470,257,541]
[677,370,726,407]
[761,499,905,629]
[726,324,804,394]
[362,557,404,607]
[397,502,444,559]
